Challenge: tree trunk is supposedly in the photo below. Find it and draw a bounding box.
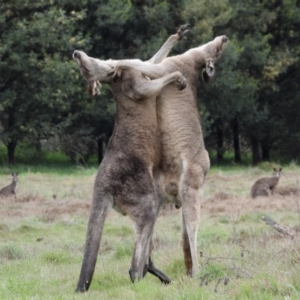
[231,117,241,163]
[251,135,261,165]
[97,137,103,164]
[216,120,224,164]
[7,141,17,165]
[261,139,270,161]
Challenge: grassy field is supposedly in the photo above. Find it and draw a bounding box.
[0,163,300,299]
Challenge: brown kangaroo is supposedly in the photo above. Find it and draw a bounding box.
[72,26,189,292]
[0,173,18,198]
[110,35,228,276]
[251,168,282,198]
[75,33,228,280]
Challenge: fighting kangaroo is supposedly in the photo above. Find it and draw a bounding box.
[0,173,18,198]
[73,26,189,292]
[251,168,282,198]
[110,35,228,276]
[75,25,190,96]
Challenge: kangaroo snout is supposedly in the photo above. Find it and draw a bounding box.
[222,36,228,43]
[73,50,81,59]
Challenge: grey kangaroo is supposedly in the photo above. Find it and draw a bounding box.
[76,33,227,280]
[73,26,189,292]
[0,173,18,198]
[251,168,282,198]
[110,35,228,276]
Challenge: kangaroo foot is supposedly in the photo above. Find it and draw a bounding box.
[147,258,171,284]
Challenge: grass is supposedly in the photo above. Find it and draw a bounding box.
[0,162,300,299]
[0,144,99,175]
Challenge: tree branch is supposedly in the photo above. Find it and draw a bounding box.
[261,215,297,237]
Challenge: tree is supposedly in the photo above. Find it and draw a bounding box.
[0,0,89,163]
[65,0,186,163]
[183,0,300,164]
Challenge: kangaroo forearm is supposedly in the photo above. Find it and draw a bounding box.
[128,71,185,99]
[148,24,190,64]
[148,34,180,64]
[118,60,168,79]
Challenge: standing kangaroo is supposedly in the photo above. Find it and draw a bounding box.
[0,173,18,198]
[76,33,228,279]
[110,35,228,276]
[251,168,282,198]
[73,26,189,292]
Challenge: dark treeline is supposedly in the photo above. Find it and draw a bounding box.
[1,0,300,165]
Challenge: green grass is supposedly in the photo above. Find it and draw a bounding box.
[0,163,300,299]
[0,144,99,175]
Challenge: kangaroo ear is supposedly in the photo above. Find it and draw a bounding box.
[279,168,282,172]
[202,61,215,84]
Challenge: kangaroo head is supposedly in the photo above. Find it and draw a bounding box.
[72,50,116,91]
[201,35,228,84]
[12,173,18,183]
[273,168,282,178]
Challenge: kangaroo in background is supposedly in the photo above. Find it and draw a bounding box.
[73,26,189,292]
[251,168,282,198]
[0,173,18,198]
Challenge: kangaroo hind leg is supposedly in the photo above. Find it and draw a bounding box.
[181,188,202,276]
[76,192,113,293]
[128,193,159,283]
[180,164,204,277]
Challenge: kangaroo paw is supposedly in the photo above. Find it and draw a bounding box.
[176,77,187,90]
[107,67,122,80]
[177,24,190,40]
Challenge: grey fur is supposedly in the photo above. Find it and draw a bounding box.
[251,168,282,198]
[72,26,189,292]
[110,35,228,276]
[0,173,18,198]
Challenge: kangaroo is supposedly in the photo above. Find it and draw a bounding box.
[73,26,189,292]
[76,34,228,279]
[109,35,228,276]
[251,168,282,198]
[75,24,190,96]
[0,173,18,198]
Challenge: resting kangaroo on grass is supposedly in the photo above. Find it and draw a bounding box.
[0,173,18,198]
[110,35,228,276]
[251,168,282,198]
[73,25,189,292]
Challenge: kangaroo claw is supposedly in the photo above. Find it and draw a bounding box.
[108,67,122,80]
[177,24,191,40]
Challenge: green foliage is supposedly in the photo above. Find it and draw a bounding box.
[184,0,300,164]
[1,0,300,165]
[256,161,279,172]
[0,0,91,163]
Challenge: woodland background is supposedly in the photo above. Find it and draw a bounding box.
[1,0,300,166]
